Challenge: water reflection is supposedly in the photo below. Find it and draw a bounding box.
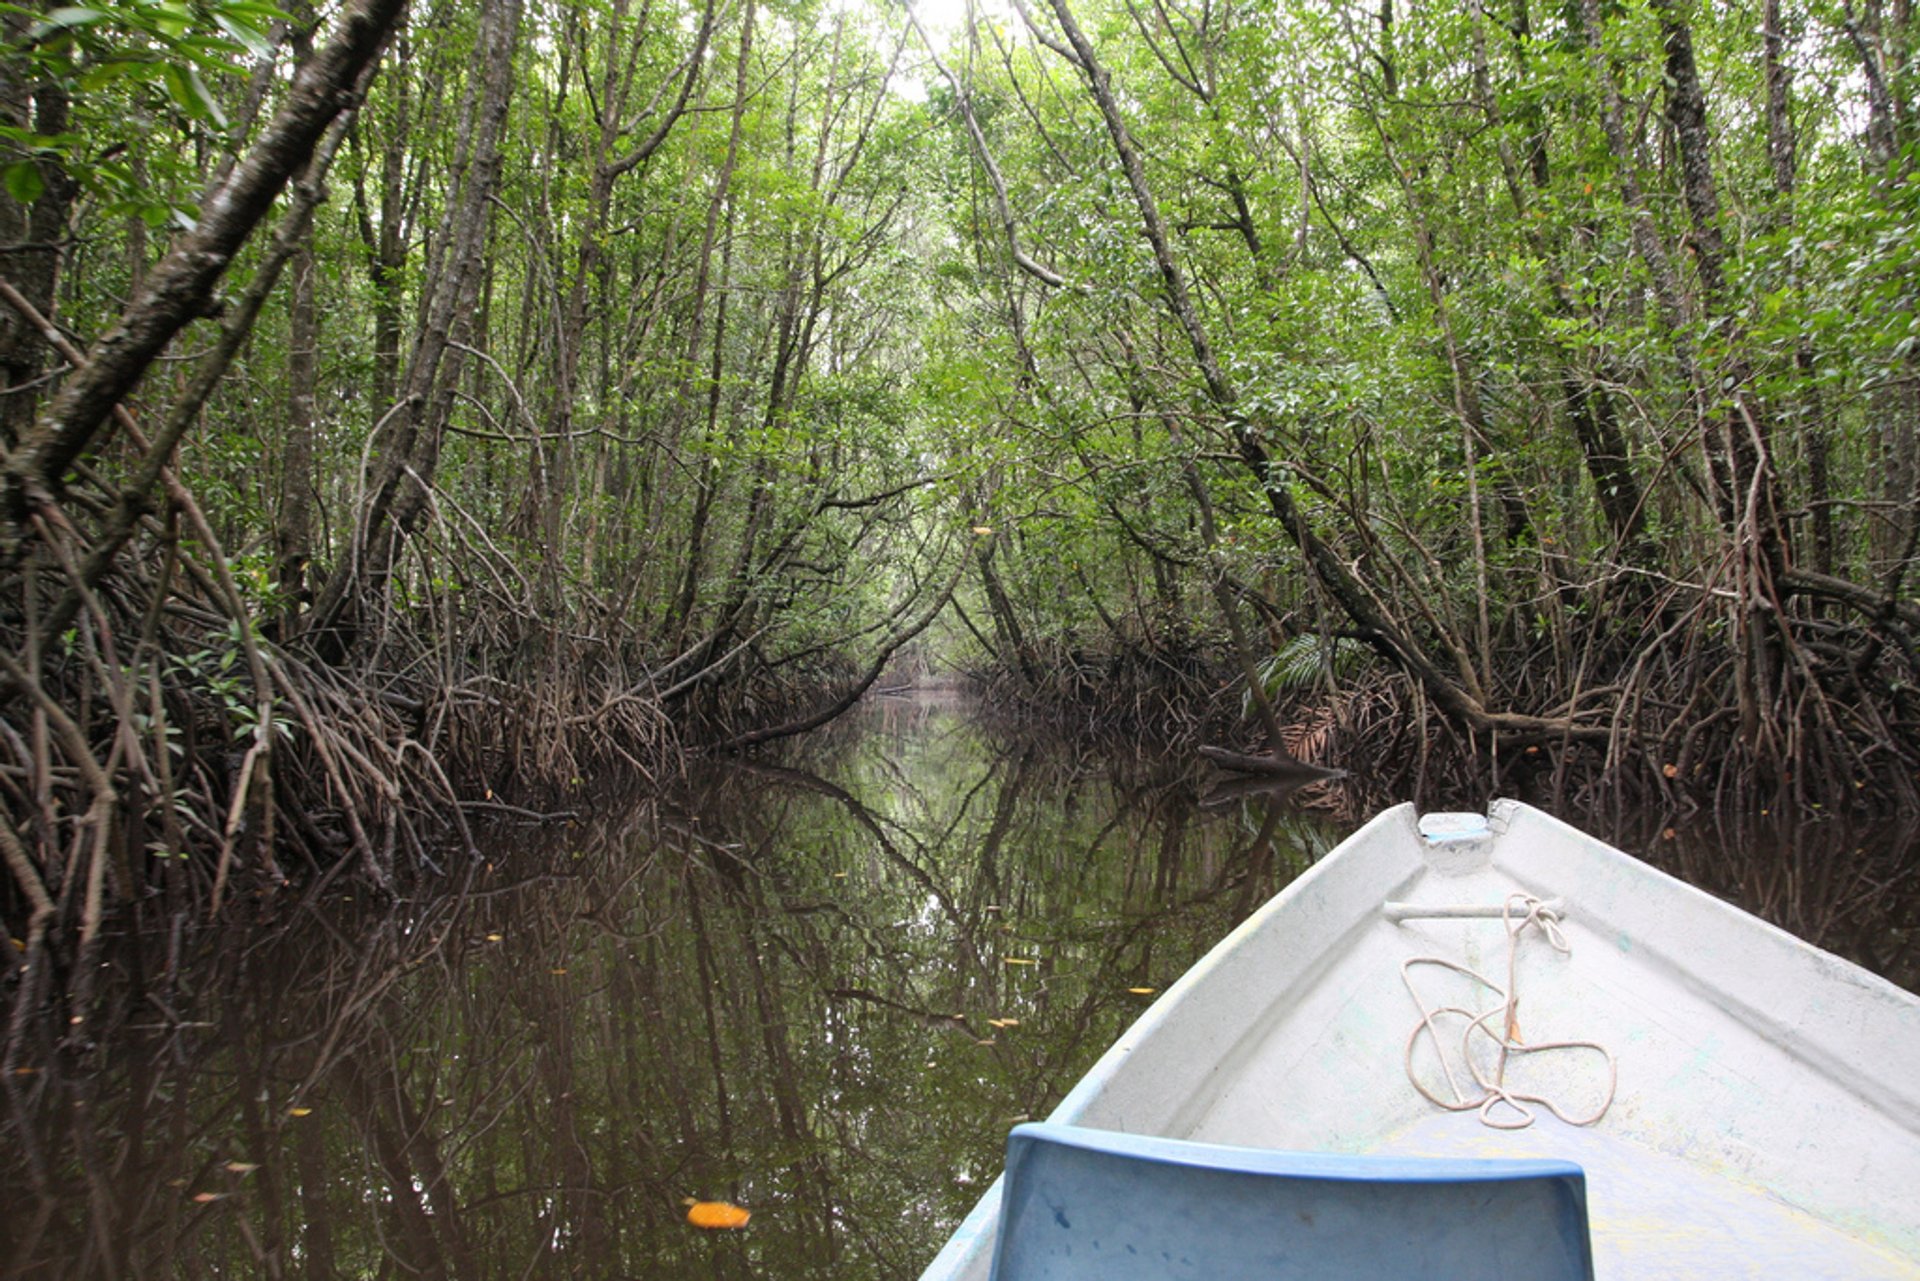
[4,695,1914,1278]
[0,696,1342,1279]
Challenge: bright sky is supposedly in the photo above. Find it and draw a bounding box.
[902,0,1005,47]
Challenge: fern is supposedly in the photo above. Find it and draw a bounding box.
[1242,634,1370,715]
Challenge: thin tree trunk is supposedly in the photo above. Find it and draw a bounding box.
[307,0,525,659]
[278,241,317,632]
[0,16,73,447]
[666,1,756,654]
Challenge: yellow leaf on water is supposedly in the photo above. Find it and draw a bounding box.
[1128,987,1157,996]
[686,1200,752,1230]
[1003,957,1036,966]
[286,1106,313,1117]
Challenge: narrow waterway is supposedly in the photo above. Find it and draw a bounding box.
[4,693,1916,1278]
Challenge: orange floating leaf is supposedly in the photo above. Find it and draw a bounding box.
[686,1200,752,1230]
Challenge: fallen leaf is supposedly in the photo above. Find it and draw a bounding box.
[286,1106,313,1118]
[8,937,23,952]
[987,1018,1020,1028]
[1003,957,1036,966]
[971,525,993,535]
[224,1161,259,1174]
[192,1192,225,1203]
[550,967,569,975]
[486,933,503,942]
[1127,987,1157,996]
[974,1037,997,1046]
[685,1200,751,1230]
[1662,763,1679,779]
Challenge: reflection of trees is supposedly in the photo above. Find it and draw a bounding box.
[4,709,1347,1278]
[9,702,1909,1277]
[1632,811,1920,991]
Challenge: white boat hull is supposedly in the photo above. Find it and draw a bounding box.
[921,800,1920,1279]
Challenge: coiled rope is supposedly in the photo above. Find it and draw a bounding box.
[1400,893,1617,1130]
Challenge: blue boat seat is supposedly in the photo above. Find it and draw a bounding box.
[988,1122,1593,1280]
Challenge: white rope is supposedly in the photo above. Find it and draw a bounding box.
[1400,893,1617,1130]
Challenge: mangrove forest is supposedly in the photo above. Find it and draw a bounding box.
[2,0,1919,1115]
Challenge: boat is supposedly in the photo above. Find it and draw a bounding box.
[920,800,1920,1279]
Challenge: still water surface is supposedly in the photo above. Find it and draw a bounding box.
[4,693,1916,1277]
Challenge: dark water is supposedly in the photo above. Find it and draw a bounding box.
[3,693,1916,1278]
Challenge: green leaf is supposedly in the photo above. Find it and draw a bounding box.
[213,12,278,60]
[81,58,166,91]
[218,0,293,22]
[29,5,107,38]
[163,63,229,129]
[3,161,44,205]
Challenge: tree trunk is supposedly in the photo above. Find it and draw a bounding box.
[307,0,525,659]
[0,17,73,447]
[277,241,317,633]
